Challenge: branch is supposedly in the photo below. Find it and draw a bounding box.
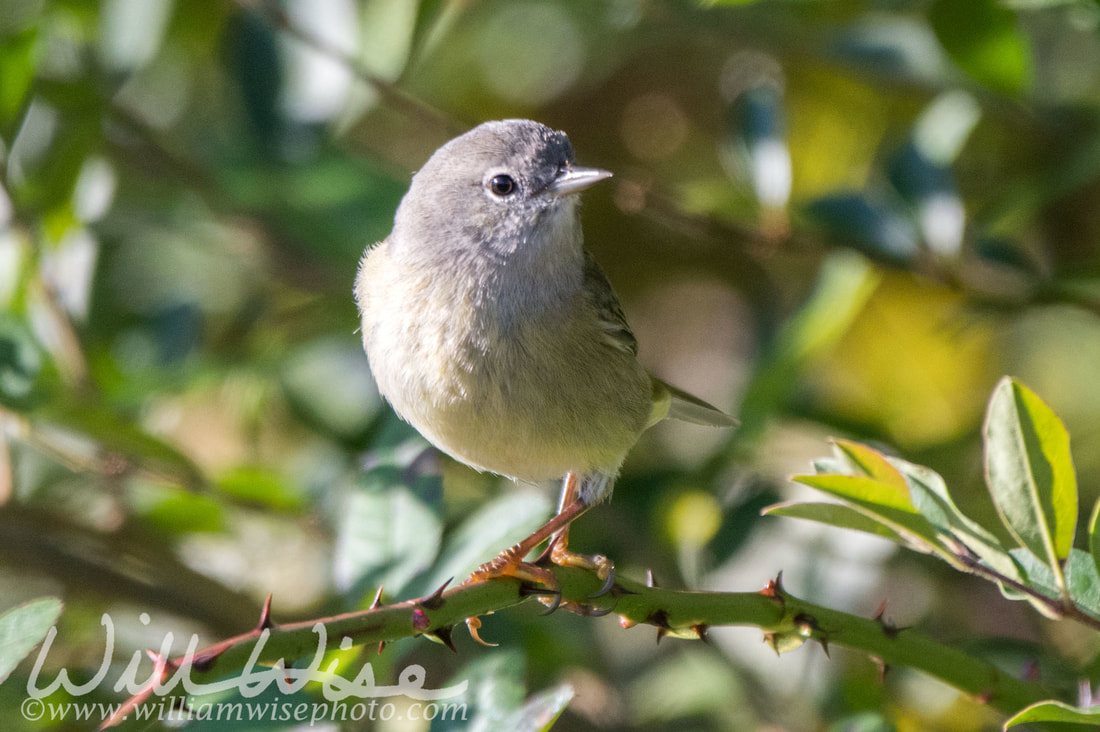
[101,568,1052,728]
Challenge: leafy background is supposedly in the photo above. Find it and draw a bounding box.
[4,0,1100,730]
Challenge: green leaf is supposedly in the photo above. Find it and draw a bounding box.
[1064,549,1100,621]
[792,474,959,566]
[983,377,1077,592]
[0,597,63,684]
[0,27,37,129]
[832,439,908,489]
[928,0,1032,94]
[888,455,1019,580]
[1005,699,1100,727]
[764,501,905,543]
[793,474,916,514]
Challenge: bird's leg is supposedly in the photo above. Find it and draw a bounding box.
[466,472,589,595]
[548,472,615,597]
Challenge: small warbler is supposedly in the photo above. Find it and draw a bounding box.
[355,119,733,594]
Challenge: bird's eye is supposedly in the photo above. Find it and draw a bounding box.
[488,174,516,197]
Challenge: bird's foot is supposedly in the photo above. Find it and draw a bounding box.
[549,539,616,598]
[467,542,562,610]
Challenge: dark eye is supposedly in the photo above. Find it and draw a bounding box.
[488,174,516,196]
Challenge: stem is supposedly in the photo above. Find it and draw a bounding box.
[101,568,1052,729]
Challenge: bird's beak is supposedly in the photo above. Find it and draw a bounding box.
[546,166,612,197]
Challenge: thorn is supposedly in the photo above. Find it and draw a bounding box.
[646,569,658,588]
[610,584,638,597]
[411,607,431,632]
[190,648,224,674]
[370,586,385,610]
[377,640,386,655]
[817,636,830,658]
[646,609,672,629]
[257,594,275,631]
[761,571,785,598]
[692,624,709,644]
[871,656,889,683]
[419,578,452,611]
[426,625,458,653]
[763,632,781,656]
[518,584,561,614]
[872,604,908,638]
[466,616,498,647]
[656,627,669,644]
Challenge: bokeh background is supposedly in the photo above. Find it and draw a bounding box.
[4,0,1100,730]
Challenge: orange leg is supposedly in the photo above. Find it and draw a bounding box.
[467,472,615,599]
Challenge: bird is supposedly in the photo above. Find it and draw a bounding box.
[355,119,734,598]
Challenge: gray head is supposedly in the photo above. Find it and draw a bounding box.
[390,119,610,267]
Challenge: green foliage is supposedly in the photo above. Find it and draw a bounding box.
[4,0,1100,730]
[0,597,62,685]
[776,378,1100,726]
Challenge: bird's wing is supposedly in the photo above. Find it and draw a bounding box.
[582,250,638,356]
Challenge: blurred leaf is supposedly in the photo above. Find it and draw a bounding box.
[413,489,551,596]
[0,315,44,410]
[280,336,381,443]
[0,597,62,684]
[828,711,895,732]
[133,485,226,534]
[806,193,919,265]
[435,651,526,732]
[983,377,1077,592]
[928,0,1032,94]
[1005,699,1100,727]
[739,251,879,441]
[332,452,442,599]
[498,683,574,732]
[217,465,305,511]
[0,27,37,130]
[40,398,206,488]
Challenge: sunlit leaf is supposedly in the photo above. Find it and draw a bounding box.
[793,474,915,514]
[0,597,63,685]
[831,439,907,489]
[1005,699,1100,727]
[983,377,1077,591]
[764,502,904,543]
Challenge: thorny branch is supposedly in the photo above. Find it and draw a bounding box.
[100,568,1050,729]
